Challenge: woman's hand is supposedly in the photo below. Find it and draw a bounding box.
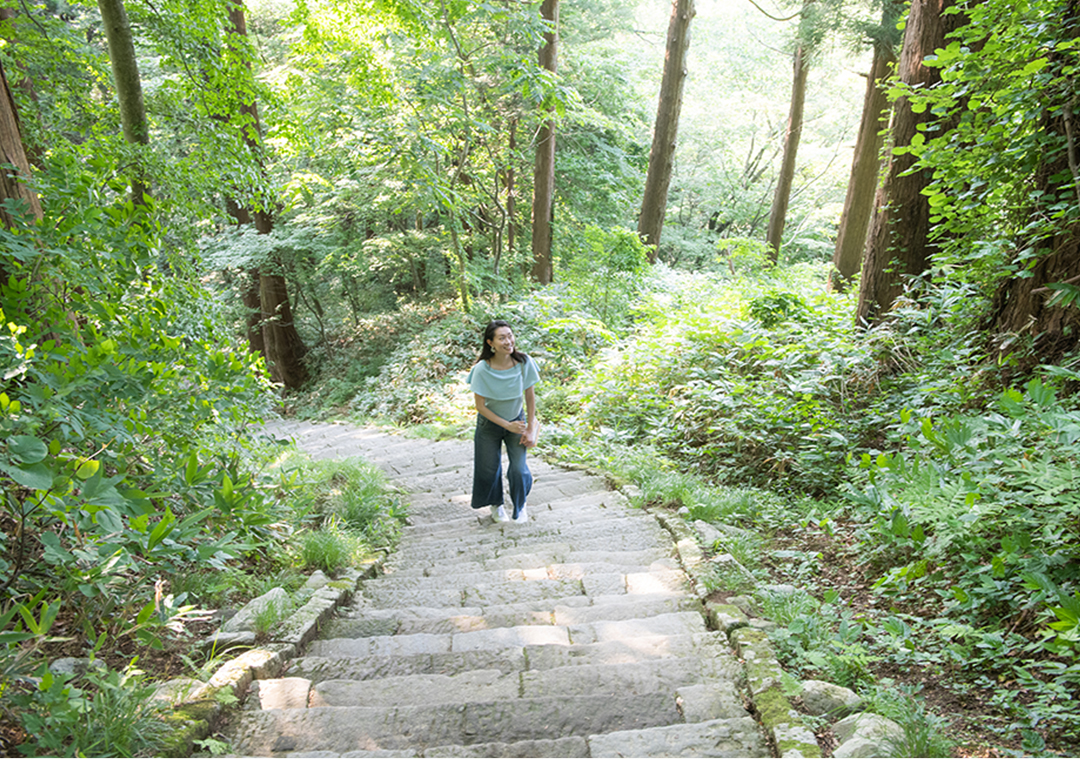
[506,419,528,435]
[520,423,538,448]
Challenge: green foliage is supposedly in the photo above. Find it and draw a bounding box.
[562,225,651,333]
[765,589,875,690]
[861,684,956,758]
[11,661,168,757]
[278,454,405,549]
[851,379,1080,630]
[894,0,1080,284]
[569,266,868,494]
[296,527,362,575]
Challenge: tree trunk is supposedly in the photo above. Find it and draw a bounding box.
[638,0,695,261]
[96,0,150,204]
[765,43,810,262]
[226,0,307,389]
[856,0,964,326]
[989,1,1080,363]
[506,118,517,264]
[830,43,896,290]
[0,59,42,229]
[259,271,307,388]
[530,0,558,285]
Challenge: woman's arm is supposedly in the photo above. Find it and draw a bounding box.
[475,393,527,434]
[520,386,538,448]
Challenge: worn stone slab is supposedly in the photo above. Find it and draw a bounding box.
[222,587,291,633]
[583,611,708,643]
[289,649,527,682]
[423,736,589,757]
[462,578,585,607]
[310,669,517,707]
[521,658,744,707]
[248,677,311,710]
[676,683,748,722]
[587,717,770,758]
[452,624,570,651]
[227,692,683,755]
[307,632,452,659]
[553,595,702,625]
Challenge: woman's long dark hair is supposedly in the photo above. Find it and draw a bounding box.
[479,320,526,363]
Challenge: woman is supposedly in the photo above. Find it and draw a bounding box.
[467,320,540,523]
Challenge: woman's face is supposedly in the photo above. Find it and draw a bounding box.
[487,326,515,357]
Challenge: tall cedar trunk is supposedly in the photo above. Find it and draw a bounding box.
[638,0,695,261]
[830,44,896,290]
[990,0,1080,362]
[530,0,558,284]
[227,1,307,388]
[96,0,150,204]
[856,0,964,325]
[0,59,42,228]
[765,43,810,262]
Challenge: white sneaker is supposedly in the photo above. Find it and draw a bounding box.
[513,506,528,523]
[493,505,510,522]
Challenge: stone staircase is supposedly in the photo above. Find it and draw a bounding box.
[223,422,770,757]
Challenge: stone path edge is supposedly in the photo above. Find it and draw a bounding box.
[155,557,385,756]
[649,506,822,759]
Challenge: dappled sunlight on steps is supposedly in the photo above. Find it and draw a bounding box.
[224,421,770,757]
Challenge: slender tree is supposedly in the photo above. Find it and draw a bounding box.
[96,0,150,204]
[830,0,902,290]
[856,0,965,325]
[225,0,307,389]
[0,59,42,228]
[765,38,809,261]
[637,0,694,261]
[531,0,558,284]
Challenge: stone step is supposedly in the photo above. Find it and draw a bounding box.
[588,717,770,757]
[400,495,629,537]
[384,547,674,578]
[226,691,684,755]
[307,612,709,662]
[364,558,684,596]
[394,533,668,566]
[303,658,745,710]
[423,736,588,757]
[289,631,728,682]
[329,589,700,639]
[399,510,663,547]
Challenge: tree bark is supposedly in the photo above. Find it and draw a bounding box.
[226,0,307,388]
[765,43,810,262]
[638,0,695,261]
[856,0,964,326]
[259,271,307,388]
[830,43,896,290]
[0,59,42,228]
[96,0,151,204]
[530,0,558,285]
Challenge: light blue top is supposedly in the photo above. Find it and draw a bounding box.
[467,355,540,422]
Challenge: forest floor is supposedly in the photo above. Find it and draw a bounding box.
[770,524,1033,758]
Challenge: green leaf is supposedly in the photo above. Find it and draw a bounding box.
[75,459,100,480]
[8,435,48,464]
[147,509,177,552]
[2,461,56,490]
